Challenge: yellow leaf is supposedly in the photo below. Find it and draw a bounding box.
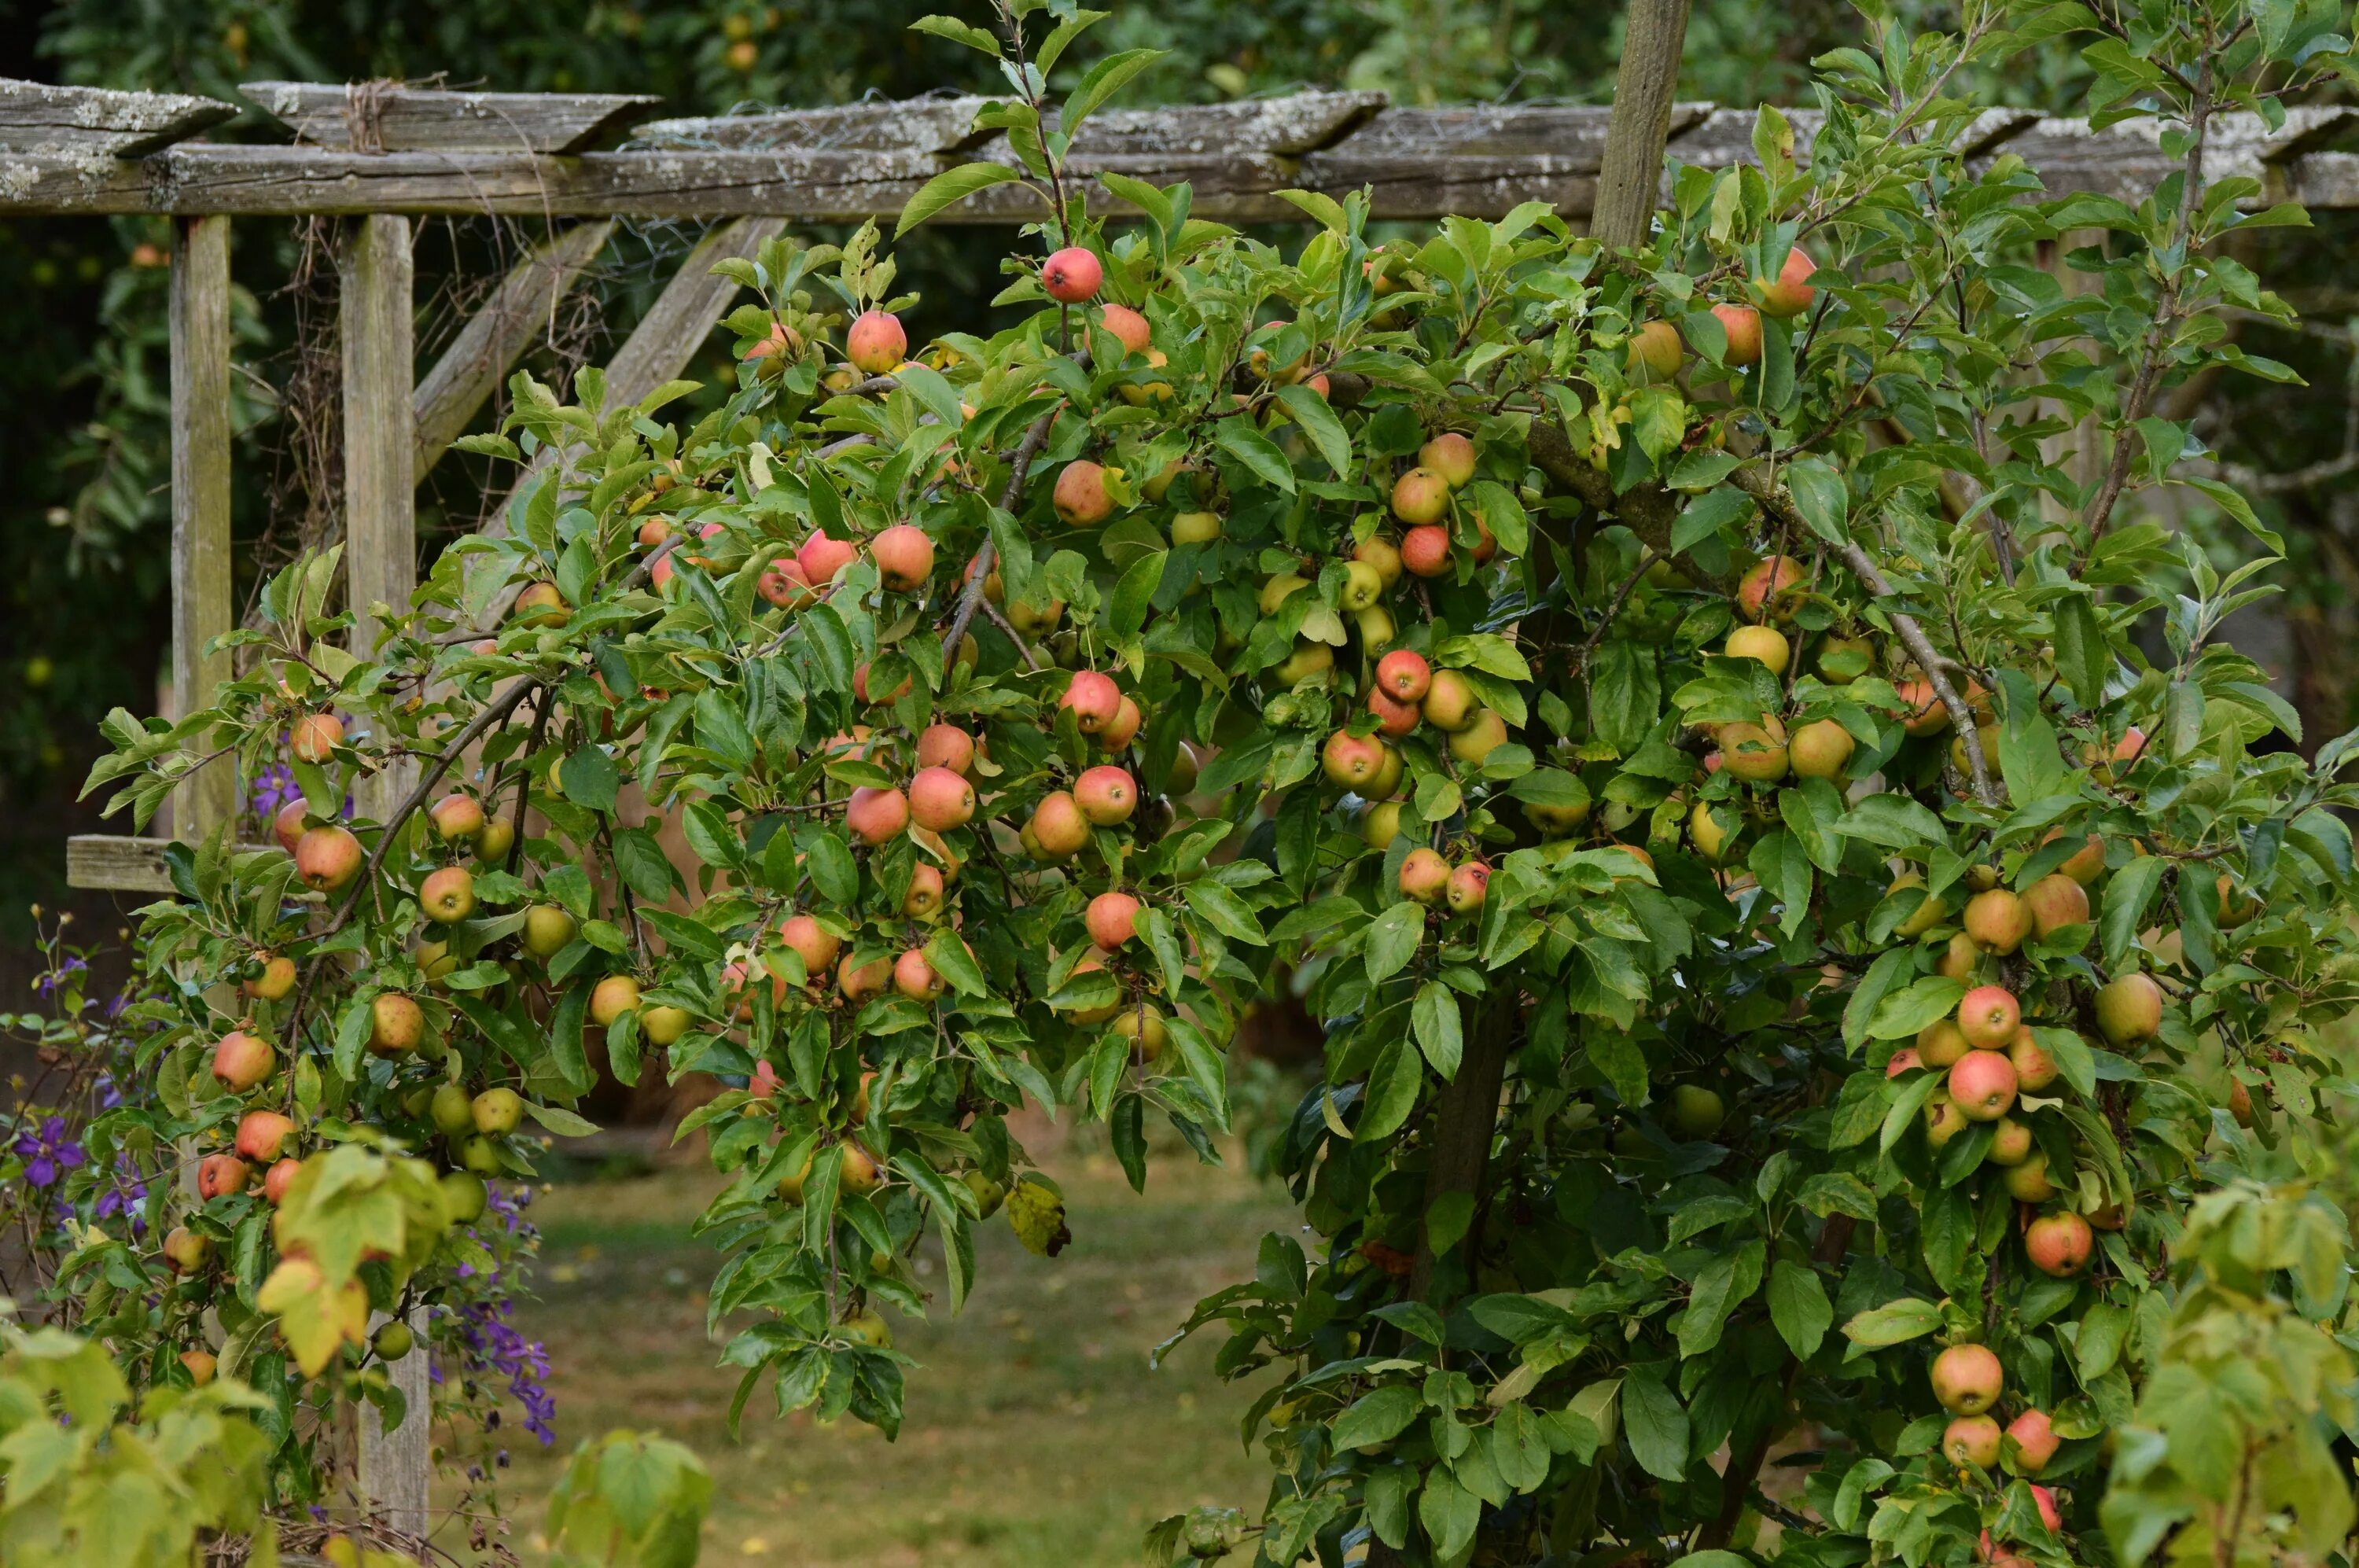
[256,1258,370,1376]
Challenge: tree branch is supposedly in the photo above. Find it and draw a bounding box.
[1725,463,2000,805]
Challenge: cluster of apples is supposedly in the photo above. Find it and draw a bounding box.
[1626,245,1818,381]
[1927,1341,2067,1527]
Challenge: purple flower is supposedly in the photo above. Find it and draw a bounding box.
[13,1117,87,1188]
[35,957,87,1000]
[250,763,302,819]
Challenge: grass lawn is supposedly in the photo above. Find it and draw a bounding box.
[437,1136,1300,1566]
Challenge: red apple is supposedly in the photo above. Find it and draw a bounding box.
[1099,303,1150,355]
[846,311,906,375]
[1054,460,1113,527]
[429,793,485,843]
[418,866,477,924]
[1099,696,1143,751]
[1031,792,1091,859]
[893,948,946,1002]
[1737,555,1806,623]
[1087,891,1141,950]
[1367,686,1421,737]
[263,1158,302,1205]
[1930,1342,2003,1414]
[799,530,859,586]
[197,1153,250,1200]
[916,723,975,775]
[1061,670,1123,733]
[1419,432,1477,488]
[1958,985,2022,1050]
[846,786,911,846]
[838,952,892,1003]
[1392,469,1451,526]
[1400,848,1451,906]
[1949,1050,2019,1122]
[2005,1408,2059,1475]
[779,915,841,977]
[235,1110,296,1163]
[273,799,311,853]
[289,712,343,764]
[294,826,362,892]
[872,524,934,593]
[1445,861,1490,915]
[1322,730,1386,790]
[1075,765,1137,826]
[1375,650,1433,703]
[1756,245,1817,317]
[212,1029,275,1092]
[1041,246,1103,303]
[1400,525,1453,579]
[909,767,977,832]
[2024,1212,2093,1277]
[2008,1028,2059,1092]
[759,558,815,609]
[1713,302,1763,366]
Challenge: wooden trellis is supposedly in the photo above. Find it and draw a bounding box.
[18,66,2359,1539]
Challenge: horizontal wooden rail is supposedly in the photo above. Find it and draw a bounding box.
[0,75,2353,219]
[67,835,274,893]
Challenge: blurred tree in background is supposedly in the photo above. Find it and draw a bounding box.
[1,0,2353,967]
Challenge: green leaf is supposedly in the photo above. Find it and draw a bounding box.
[1364,902,1425,985]
[1212,417,1297,495]
[1868,977,1965,1040]
[1062,47,1166,137]
[1109,550,1166,640]
[2052,594,2109,709]
[908,13,1003,53]
[1842,1296,1942,1347]
[1411,982,1463,1079]
[1768,1261,1833,1359]
[1032,7,1107,76]
[1356,1038,1424,1141]
[1783,457,1849,544]
[925,928,988,996]
[1276,385,1352,477]
[896,162,1029,237]
[1619,1370,1690,1481]
[1330,1386,1422,1451]
[2100,853,2164,966]
[1672,487,1752,553]
[559,746,620,812]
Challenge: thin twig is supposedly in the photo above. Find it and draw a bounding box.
[1726,463,2000,805]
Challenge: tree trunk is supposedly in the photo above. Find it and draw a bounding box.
[1367,6,1695,1559]
[1590,0,1695,250]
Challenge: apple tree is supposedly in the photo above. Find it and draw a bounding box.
[58,0,2359,1560]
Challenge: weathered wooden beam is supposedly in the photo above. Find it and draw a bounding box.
[480,215,778,562]
[634,96,995,155]
[342,214,417,688]
[243,80,661,154]
[605,215,784,404]
[337,223,432,1526]
[0,105,2350,219]
[65,835,273,893]
[168,214,237,842]
[1303,104,1709,221]
[414,219,613,477]
[0,78,236,156]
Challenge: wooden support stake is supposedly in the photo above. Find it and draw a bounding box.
[169,213,236,843]
[1591,0,1695,248]
[480,215,782,550]
[338,212,431,1535]
[341,212,418,825]
[413,219,614,479]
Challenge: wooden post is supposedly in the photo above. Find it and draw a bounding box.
[338,211,432,1537]
[340,213,418,825]
[168,214,236,842]
[1591,0,1695,248]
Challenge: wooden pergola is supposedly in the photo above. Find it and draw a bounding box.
[15,68,2355,1541]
